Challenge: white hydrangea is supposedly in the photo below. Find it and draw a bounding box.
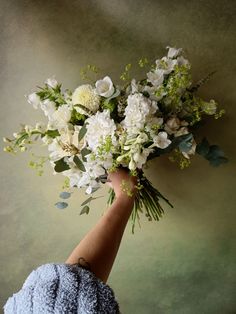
[122,93,158,134]
[72,84,100,115]
[85,109,117,151]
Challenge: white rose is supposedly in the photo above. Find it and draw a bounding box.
[45,76,58,88]
[95,76,115,98]
[26,92,41,109]
[72,84,100,115]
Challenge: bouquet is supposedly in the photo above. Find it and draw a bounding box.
[3,46,228,233]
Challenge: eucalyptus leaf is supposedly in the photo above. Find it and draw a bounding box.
[54,158,70,173]
[55,201,68,209]
[78,124,87,142]
[81,148,91,161]
[81,197,94,206]
[209,156,228,167]
[80,205,90,215]
[206,145,225,160]
[73,155,86,172]
[59,191,71,199]
[196,138,210,157]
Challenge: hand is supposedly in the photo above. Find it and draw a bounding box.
[106,168,137,199]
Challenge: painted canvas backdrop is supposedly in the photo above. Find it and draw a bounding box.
[0,1,235,313]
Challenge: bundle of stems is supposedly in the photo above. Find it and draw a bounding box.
[107,172,173,234]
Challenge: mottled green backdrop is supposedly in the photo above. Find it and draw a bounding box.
[0,1,236,313]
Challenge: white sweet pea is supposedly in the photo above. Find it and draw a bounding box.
[147,69,164,87]
[45,76,58,88]
[156,57,178,75]
[95,76,115,98]
[166,46,183,59]
[40,99,57,120]
[26,92,41,109]
[152,131,171,149]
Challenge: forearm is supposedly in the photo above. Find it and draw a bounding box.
[65,195,134,283]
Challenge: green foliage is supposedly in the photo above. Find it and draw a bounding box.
[43,129,60,138]
[36,84,65,107]
[78,123,87,141]
[168,148,191,169]
[120,63,132,82]
[55,201,68,209]
[80,205,90,215]
[196,138,228,166]
[69,108,86,125]
[59,191,71,199]
[73,155,86,172]
[138,57,149,68]
[28,153,49,176]
[54,158,70,172]
[80,64,100,83]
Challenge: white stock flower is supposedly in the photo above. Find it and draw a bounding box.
[40,99,57,120]
[50,105,72,129]
[45,77,58,88]
[26,92,41,109]
[72,84,100,114]
[95,76,114,98]
[147,69,164,87]
[166,46,183,59]
[122,93,157,133]
[153,131,171,149]
[85,109,116,150]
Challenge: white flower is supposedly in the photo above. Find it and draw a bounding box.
[122,93,157,133]
[45,76,58,89]
[40,99,57,120]
[72,84,100,115]
[164,117,181,134]
[147,69,164,87]
[85,110,116,150]
[50,105,72,129]
[133,147,153,169]
[143,85,167,101]
[177,56,190,66]
[47,125,84,162]
[35,122,47,132]
[95,76,114,98]
[156,57,178,75]
[130,79,141,94]
[26,92,41,109]
[152,131,171,149]
[166,46,183,59]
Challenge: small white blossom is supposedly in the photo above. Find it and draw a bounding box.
[156,57,177,75]
[40,99,57,120]
[26,92,41,109]
[166,46,183,59]
[50,105,72,130]
[152,131,171,149]
[147,69,164,87]
[45,76,58,89]
[95,76,114,98]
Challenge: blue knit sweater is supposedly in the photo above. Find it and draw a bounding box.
[3,263,120,313]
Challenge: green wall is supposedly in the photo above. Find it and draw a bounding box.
[0,1,235,313]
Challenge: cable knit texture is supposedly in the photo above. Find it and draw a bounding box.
[3,263,120,314]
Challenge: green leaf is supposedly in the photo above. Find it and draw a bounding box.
[81,148,91,161]
[178,133,193,153]
[196,138,210,157]
[44,129,60,138]
[54,158,70,173]
[73,155,86,172]
[59,191,71,199]
[78,124,87,142]
[55,202,68,209]
[80,205,90,215]
[81,196,94,206]
[209,156,228,167]
[14,133,29,146]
